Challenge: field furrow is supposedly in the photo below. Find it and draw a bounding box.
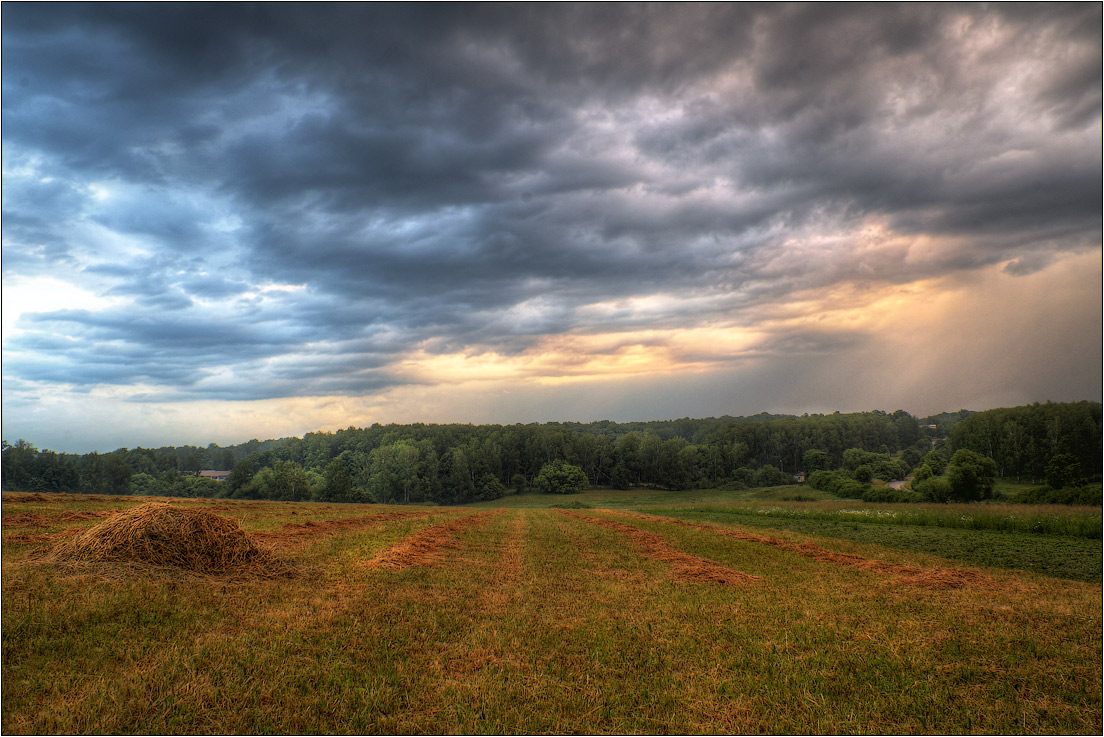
[558,509,758,585]
[364,509,505,569]
[611,509,994,589]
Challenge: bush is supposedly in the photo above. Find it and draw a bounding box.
[807,470,866,498]
[1016,484,1102,506]
[914,476,952,503]
[833,479,867,499]
[476,473,507,501]
[731,467,755,485]
[534,460,589,494]
[862,486,923,503]
[754,464,787,487]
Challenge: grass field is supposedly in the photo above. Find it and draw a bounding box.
[3,491,1101,734]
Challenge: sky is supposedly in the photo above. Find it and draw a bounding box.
[2,3,1101,453]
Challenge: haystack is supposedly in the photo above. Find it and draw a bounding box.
[49,502,293,577]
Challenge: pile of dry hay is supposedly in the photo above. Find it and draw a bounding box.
[48,502,296,577]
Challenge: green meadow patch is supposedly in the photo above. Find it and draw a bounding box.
[648,501,1103,582]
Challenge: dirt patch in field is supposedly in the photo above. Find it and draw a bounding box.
[44,502,297,578]
[610,510,994,590]
[558,510,758,586]
[365,510,504,570]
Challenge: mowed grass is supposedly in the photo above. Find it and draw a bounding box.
[648,501,1102,582]
[480,486,1103,581]
[2,493,1101,734]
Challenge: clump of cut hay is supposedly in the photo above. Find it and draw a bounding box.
[2,492,55,504]
[366,510,503,570]
[47,502,295,577]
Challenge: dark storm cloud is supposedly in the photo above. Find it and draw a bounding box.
[2,2,1100,400]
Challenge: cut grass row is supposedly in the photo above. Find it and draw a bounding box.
[651,505,1103,582]
[3,498,1101,734]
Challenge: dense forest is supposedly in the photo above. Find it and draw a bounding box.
[3,402,1100,505]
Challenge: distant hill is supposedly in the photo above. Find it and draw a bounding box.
[918,409,976,435]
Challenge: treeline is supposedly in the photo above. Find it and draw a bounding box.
[2,403,1099,505]
[947,401,1101,481]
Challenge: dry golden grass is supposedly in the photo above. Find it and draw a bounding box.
[2,494,1100,734]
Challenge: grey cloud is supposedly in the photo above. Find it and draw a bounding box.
[1003,253,1056,277]
[2,3,1100,402]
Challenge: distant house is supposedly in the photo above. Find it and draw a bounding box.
[793,472,806,484]
[199,470,231,482]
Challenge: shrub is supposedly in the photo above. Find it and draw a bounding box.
[862,486,923,503]
[549,500,592,509]
[1017,484,1102,506]
[754,464,787,487]
[476,473,508,501]
[807,470,866,498]
[731,467,755,485]
[534,460,589,494]
[914,476,952,503]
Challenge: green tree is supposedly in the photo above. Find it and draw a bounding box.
[181,451,203,476]
[1045,453,1082,490]
[476,473,507,501]
[945,449,997,502]
[273,460,312,501]
[318,455,356,503]
[803,449,830,474]
[610,463,632,489]
[911,463,934,487]
[920,449,949,476]
[534,460,589,494]
[754,464,787,487]
[227,454,260,494]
